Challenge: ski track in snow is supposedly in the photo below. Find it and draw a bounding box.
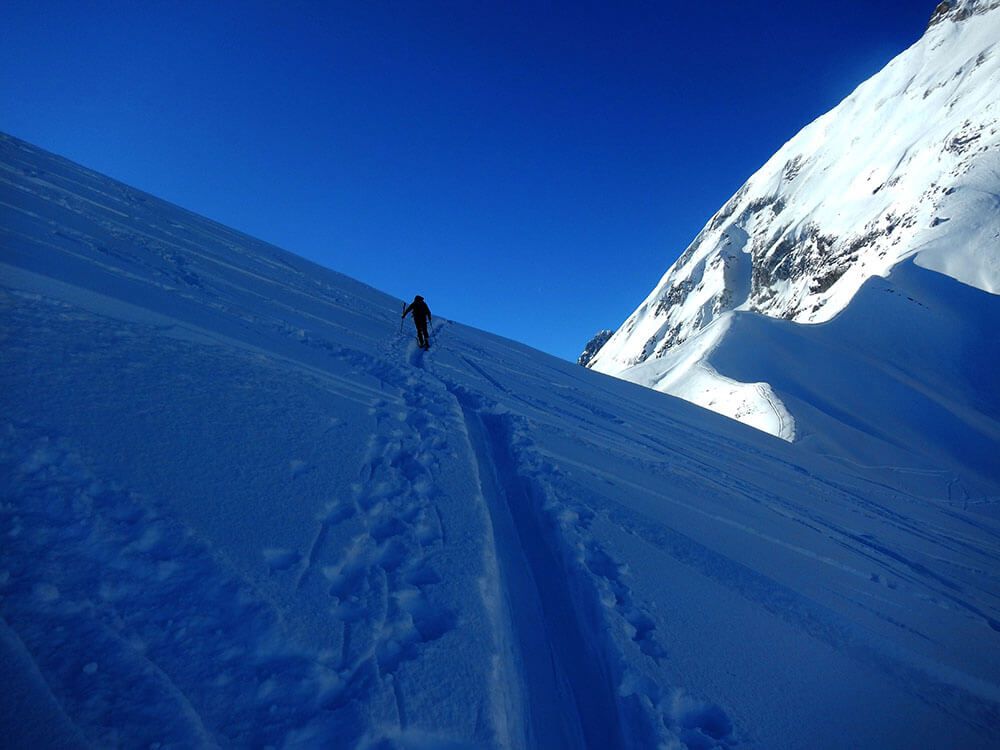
[298,324,740,749]
[435,361,737,748]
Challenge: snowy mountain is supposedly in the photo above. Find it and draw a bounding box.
[587,1,1000,453]
[3,133,1000,749]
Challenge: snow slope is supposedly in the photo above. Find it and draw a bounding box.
[619,259,1000,500]
[3,133,1000,748]
[588,1,1000,448]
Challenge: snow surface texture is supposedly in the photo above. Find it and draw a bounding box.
[2,133,1000,748]
[588,3,1000,450]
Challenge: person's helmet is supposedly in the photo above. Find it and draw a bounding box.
[414,295,424,301]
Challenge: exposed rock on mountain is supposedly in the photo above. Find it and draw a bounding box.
[577,329,613,366]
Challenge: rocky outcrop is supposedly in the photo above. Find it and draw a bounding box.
[929,0,1000,28]
[577,329,614,366]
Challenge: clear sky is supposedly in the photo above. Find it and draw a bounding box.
[2,1,934,360]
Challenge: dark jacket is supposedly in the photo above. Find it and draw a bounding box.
[403,297,431,324]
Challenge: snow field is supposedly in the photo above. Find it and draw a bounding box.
[2,132,1000,747]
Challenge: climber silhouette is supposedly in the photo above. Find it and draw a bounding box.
[402,295,432,350]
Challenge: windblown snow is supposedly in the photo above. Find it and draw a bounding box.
[587,1,1000,457]
[2,131,999,749]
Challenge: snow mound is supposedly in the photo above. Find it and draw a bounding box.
[618,315,796,441]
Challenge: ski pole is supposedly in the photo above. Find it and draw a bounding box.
[400,301,405,333]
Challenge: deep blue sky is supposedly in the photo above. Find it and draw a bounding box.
[2,1,933,359]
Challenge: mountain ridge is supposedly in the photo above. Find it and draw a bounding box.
[586,3,1000,460]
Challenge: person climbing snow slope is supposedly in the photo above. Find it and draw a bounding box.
[402,295,432,350]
